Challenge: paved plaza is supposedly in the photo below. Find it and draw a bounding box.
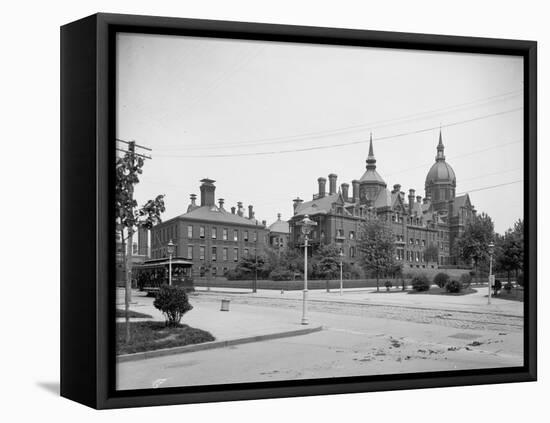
[116,287,523,390]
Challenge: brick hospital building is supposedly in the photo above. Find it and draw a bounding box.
[289,132,477,271]
[150,178,269,278]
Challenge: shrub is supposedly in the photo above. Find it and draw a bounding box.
[445,280,462,293]
[384,280,393,291]
[269,269,294,281]
[411,274,430,292]
[516,273,524,287]
[433,272,450,288]
[153,285,193,327]
[459,273,473,289]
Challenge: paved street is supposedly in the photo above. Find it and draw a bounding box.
[116,288,523,390]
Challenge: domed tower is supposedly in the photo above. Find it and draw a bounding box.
[425,130,456,212]
[358,134,387,205]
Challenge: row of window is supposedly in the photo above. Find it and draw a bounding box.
[188,225,258,242]
[157,225,177,245]
[336,229,356,239]
[408,238,426,247]
[187,245,256,262]
[395,249,426,263]
[391,214,423,226]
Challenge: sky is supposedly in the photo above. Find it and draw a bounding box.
[116,33,524,234]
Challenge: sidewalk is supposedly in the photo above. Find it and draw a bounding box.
[117,289,321,346]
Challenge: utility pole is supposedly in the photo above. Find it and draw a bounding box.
[253,234,258,293]
[125,141,135,324]
[116,138,152,342]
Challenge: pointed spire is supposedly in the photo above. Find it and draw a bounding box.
[436,129,445,162]
[366,132,377,170]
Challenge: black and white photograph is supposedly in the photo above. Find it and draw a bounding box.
[114,31,527,391]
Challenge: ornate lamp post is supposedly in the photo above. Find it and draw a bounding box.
[339,249,344,296]
[487,241,495,304]
[167,239,175,286]
[297,215,317,325]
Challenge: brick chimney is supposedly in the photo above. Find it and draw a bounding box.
[317,177,327,198]
[328,173,337,195]
[237,202,244,216]
[199,178,216,206]
[293,197,303,214]
[218,198,225,210]
[341,183,349,201]
[408,189,415,214]
[187,194,199,212]
[231,206,236,214]
[416,195,422,204]
[392,184,401,194]
[352,180,360,202]
[248,205,254,219]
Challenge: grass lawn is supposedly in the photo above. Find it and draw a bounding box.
[117,321,215,355]
[408,287,478,296]
[116,309,153,319]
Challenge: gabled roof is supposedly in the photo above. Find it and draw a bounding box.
[294,193,339,217]
[268,216,290,234]
[452,194,472,215]
[177,205,263,227]
[373,188,392,208]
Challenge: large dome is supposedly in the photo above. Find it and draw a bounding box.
[425,130,456,186]
[425,161,456,186]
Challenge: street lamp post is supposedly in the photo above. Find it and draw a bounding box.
[167,239,175,286]
[297,215,317,325]
[339,250,344,296]
[488,241,495,305]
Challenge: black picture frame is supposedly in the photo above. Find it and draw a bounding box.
[60,12,537,409]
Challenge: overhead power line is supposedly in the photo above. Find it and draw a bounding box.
[154,107,523,159]
[386,139,521,177]
[116,147,152,160]
[116,138,153,151]
[459,167,522,183]
[156,89,522,151]
[457,180,523,195]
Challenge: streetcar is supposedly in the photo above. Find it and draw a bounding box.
[134,257,194,295]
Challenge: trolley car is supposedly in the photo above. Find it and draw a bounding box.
[134,257,194,295]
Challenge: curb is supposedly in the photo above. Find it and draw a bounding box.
[117,325,323,363]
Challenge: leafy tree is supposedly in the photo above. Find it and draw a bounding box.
[233,254,268,280]
[265,248,305,279]
[454,212,494,283]
[495,219,524,283]
[314,244,342,291]
[116,148,165,342]
[424,243,439,263]
[357,218,396,292]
